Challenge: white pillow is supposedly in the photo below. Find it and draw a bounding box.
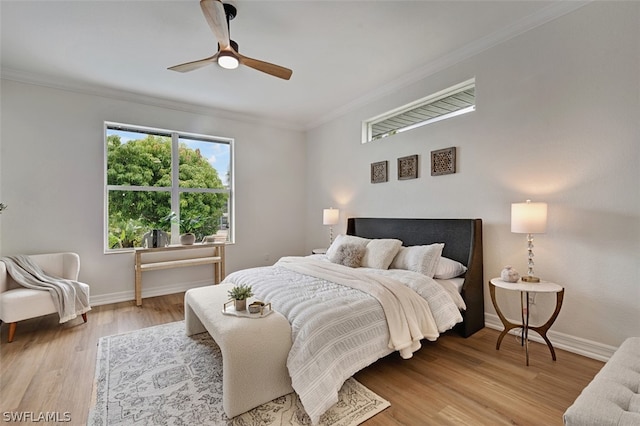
[434,256,468,279]
[326,234,370,264]
[390,243,444,278]
[361,239,403,269]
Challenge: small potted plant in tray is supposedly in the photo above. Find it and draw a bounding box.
[228,284,253,311]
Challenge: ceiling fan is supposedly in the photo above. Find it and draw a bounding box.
[168,0,292,80]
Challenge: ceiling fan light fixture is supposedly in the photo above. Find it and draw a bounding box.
[218,51,239,69]
[168,1,292,79]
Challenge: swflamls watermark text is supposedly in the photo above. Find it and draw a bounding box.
[2,411,71,422]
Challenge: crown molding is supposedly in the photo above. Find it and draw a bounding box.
[306,1,591,131]
[0,67,305,133]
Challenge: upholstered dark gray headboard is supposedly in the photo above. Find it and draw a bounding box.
[346,217,484,337]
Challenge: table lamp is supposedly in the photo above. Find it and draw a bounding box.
[323,208,340,245]
[511,200,547,282]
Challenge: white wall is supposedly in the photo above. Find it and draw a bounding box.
[0,81,307,304]
[305,2,639,353]
[1,2,638,358]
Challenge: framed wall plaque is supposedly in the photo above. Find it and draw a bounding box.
[398,155,418,180]
[431,147,456,176]
[370,161,388,184]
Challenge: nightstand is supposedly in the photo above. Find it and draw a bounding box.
[489,278,564,366]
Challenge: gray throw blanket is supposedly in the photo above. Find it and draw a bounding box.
[1,255,91,323]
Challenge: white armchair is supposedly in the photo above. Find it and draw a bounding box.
[0,252,88,342]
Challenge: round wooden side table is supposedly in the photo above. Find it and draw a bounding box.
[489,278,564,366]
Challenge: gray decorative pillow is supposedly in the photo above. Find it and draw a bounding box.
[326,234,370,260]
[329,243,365,268]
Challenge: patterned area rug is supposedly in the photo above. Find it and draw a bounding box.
[88,321,389,426]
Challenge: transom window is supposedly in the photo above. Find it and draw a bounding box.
[104,122,233,251]
[362,78,475,143]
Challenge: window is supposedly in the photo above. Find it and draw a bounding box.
[105,122,233,251]
[362,78,475,143]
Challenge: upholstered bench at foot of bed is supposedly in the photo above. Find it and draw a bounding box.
[563,337,640,426]
[184,284,294,418]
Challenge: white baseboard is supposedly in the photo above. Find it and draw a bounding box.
[90,279,213,307]
[485,313,616,362]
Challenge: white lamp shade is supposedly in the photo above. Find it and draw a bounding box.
[511,201,547,234]
[323,208,339,226]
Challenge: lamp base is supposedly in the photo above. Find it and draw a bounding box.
[521,276,540,283]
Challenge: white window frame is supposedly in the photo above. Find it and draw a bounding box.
[104,122,234,252]
[362,78,476,143]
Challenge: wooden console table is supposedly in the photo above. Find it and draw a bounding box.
[134,243,225,306]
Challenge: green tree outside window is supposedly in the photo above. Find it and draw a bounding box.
[107,131,230,249]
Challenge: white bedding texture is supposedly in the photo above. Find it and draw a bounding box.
[222,254,464,424]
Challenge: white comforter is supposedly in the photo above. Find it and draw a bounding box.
[221,256,464,424]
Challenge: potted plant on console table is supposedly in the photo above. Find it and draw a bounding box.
[228,284,253,311]
[166,212,203,245]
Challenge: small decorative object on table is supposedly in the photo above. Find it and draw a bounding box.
[227,284,253,311]
[143,229,169,248]
[248,301,265,314]
[500,265,520,283]
[180,233,196,245]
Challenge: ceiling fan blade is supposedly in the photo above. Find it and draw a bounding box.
[200,0,230,49]
[237,53,293,80]
[168,54,218,73]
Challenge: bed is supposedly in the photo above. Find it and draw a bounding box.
[187,217,484,423]
[345,217,484,338]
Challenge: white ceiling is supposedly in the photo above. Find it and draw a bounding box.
[0,1,586,130]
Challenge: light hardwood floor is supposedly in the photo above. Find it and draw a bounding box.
[0,293,603,426]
